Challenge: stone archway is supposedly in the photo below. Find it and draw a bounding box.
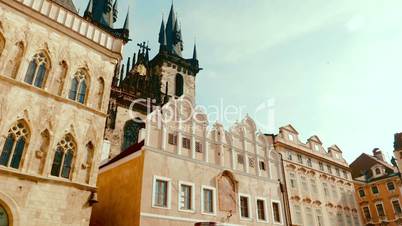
[0,192,21,226]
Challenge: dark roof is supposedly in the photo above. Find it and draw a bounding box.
[100,140,144,169]
[52,0,78,13]
[350,153,396,179]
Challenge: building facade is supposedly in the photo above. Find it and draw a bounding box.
[351,149,402,226]
[0,0,128,225]
[275,125,362,226]
[91,96,287,226]
[103,3,200,160]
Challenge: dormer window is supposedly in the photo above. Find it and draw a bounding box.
[375,168,381,175]
[288,134,294,141]
[314,145,319,151]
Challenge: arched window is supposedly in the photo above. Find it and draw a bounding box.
[122,118,145,151]
[51,134,75,179]
[0,32,5,57]
[175,74,184,97]
[84,142,94,183]
[24,52,50,88]
[0,120,30,169]
[97,78,105,110]
[69,69,88,104]
[375,168,381,175]
[0,204,9,226]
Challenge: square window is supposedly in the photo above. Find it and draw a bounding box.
[202,187,215,214]
[240,195,250,219]
[256,199,266,221]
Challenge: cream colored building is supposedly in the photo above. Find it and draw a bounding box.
[91,96,288,226]
[0,0,127,225]
[275,125,362,226]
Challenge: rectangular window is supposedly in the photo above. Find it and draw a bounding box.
[256,199,266,221]
[353,215,360,226]
[332,187,338,199]
[287,151,292,161]
[293,205,302,224]
[363,206,371,220]
[305,207,314,226]
[240,196,250,218]
[301,176,309,193]
[182,137,191,149]
[393,200,402,214]
[290,173,297,189]
[307,158,312,167]
[319,162,324,171]
[376,203,385,217]
[358,188,365,197]
[259,161,266,171]
[179,183,193,211]
[153,178,169,208]
[316,209,324,226]
[272,201,282,223]
[372,185,379,194]
[343,170,348,179]
[202,187,215,214]
[387,182,395,191]
[297,154,303,164]
[238,154,244,164]
[168,133,177,145]
[337,213,344,225]
[323,183,329,197]
[336,168,340,177]
[327,164,332,174]
[195,142,203,153]
[310,179,318,193]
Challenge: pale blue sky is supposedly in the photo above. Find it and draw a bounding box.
[73,0,402,164]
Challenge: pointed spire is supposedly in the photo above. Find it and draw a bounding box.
[83,0,93,19]
[126,57,131,76]
[192,42,197,60]
[113,0,118,23]
[119,64,125,86]
[123,9,130,31]
[158,17,167,46]
[132,53,136,69]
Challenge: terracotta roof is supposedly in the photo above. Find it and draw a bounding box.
[52,0,78,13]
[100,140,144,169]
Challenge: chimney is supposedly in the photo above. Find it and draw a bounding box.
[372,148,385,161]
[394,132,402,151]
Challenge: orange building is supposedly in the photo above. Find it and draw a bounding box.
[351,149,402,226]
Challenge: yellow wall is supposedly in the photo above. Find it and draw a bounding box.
[90,152,144,226]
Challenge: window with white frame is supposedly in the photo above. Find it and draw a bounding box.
[301,176,309,194]
[387,181,395,191]
[289,173,297,189]
[179,182,194,211]
[316,209,324,226]
[323,183,329,197]
[293,204,302,225]
[307,158,312,167]
[319,162,324,171]
[392,199,402,214]
[272,201,282,224]
[376,203,385,217]
[362,206,371,220]
[256,198,267,222]
[310,179,318,193]
[358,188,365,197]
[287,151,292,161]
[201,186,215,214]
[297,154,303,164]
[371,185,379,195]
[153,176,170,208]
[239,195,251,219]
[305,207,314,226]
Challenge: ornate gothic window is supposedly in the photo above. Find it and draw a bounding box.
[51,134,75,179]
[175,73,184,97]
[0,121,30,169]
[122,119,145,151]
[69,69,88,104]
[24,52,50,88]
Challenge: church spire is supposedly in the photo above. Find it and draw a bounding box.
[83,0,93,19]
[123,9,130,31]
[158,17,167,50]
[112,0,118,23]
[192,43,197,60]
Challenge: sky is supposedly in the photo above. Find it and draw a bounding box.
[73,0,402,164]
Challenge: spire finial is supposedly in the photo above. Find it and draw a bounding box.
[83,0,93,19]
[192,42,198,60]
[123,8,130,31]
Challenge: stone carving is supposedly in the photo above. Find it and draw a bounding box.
[217,170,238,213]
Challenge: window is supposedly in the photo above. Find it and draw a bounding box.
[336,213,344,225]
[371,185,379,194]
[314,144,320,151]
[153,176,170,208]
[288,134,294,141]
[375,168,381,175]
[0,121,30,169]
[272,201,282,223]
[327,164,332,174]
[168,133,177,145]
[50,134,75,179]
[237,154,244,164]
[363,206,371,220]
[387,182,395,191]
[201,186,215,214]
[323,183,329,197]
[182,137,191,149]
[310,179,318,193]
[24,52,50,88]
[256,199,267,221]
[175,74,184,96]
[307,158,312,167]
[287,151,292,161]
[69,69,88,104]
[332,187,338,199]
[122,119,145,151]
[316,209,324,226]
[301,176,309,193]
[259,161,266,171]
[376,203,385,217]
[195,142,203,153]
[392,200,402,214]
[358,188,365,197]
[289,173,297,189]
[336,168,340,177]
[249,157,255,168]
[319,162,324,171]
[0,204,8,226]
[179,182,194,211]
[293,205,302,224]
[343,170,348,179]
[305,207,314,226]
[353,215,360,226]
[297,154,303,164]
[239,195,250,219]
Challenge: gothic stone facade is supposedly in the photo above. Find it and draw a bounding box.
[0,0,126,225]
[91,96,287,226]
